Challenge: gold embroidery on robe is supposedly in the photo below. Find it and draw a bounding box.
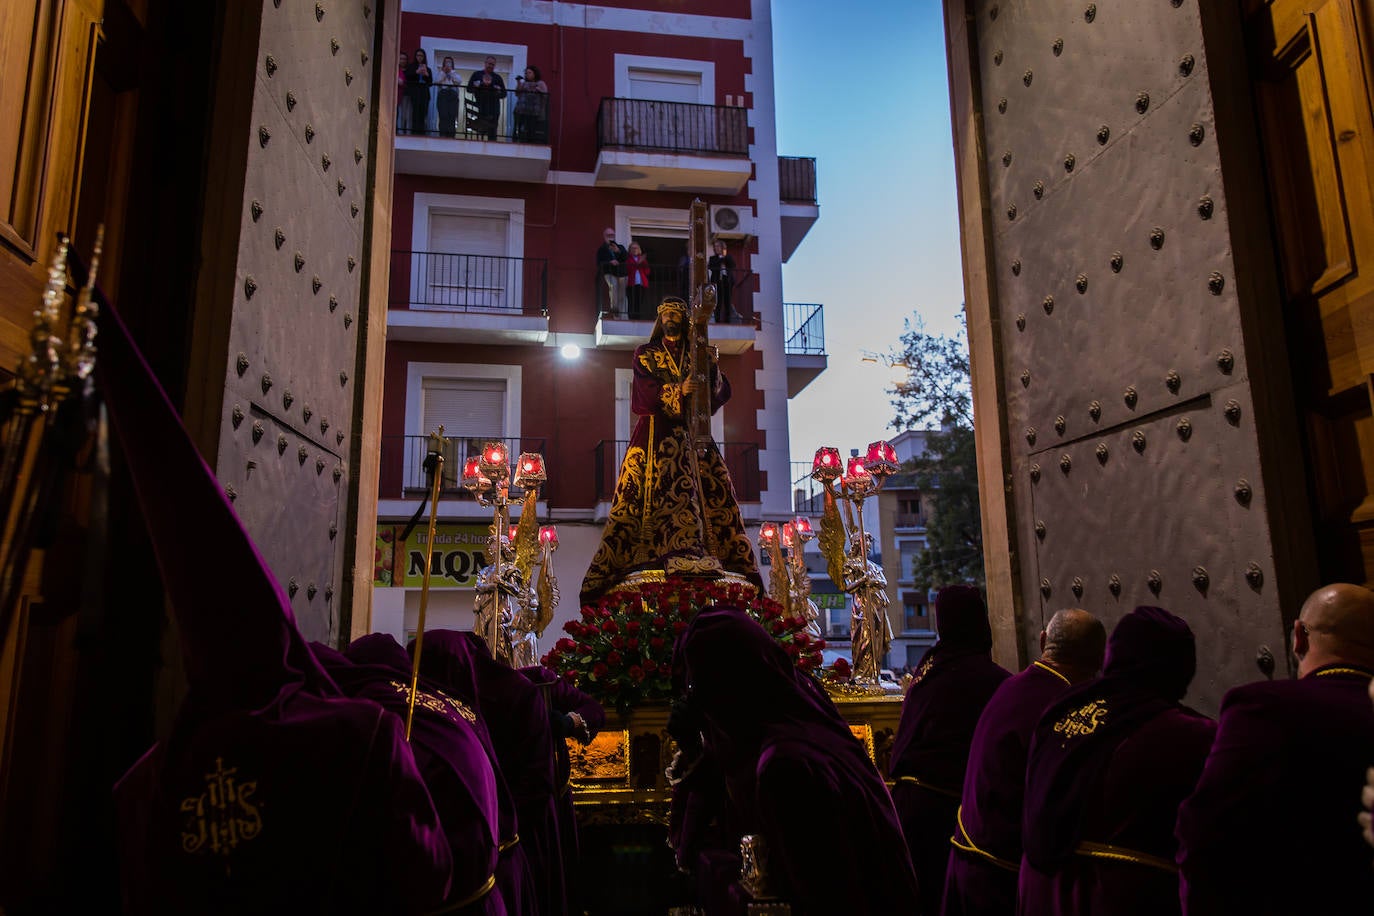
[1053,699,1109,739]
[179,757,262,857]
[388,679,478,723]
[581,403,759,603]
[660,383,683,418]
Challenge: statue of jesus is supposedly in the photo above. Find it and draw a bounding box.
[579,296,761,604]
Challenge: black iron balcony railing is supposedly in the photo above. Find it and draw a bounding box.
[396,80,551,144]
[390,251,548,315]
[792,460,824,515]
[379,435,549,501]
[597,97,748,156]
[779,157,818,203]
[594,261,752,324]
[784,303,825,355]
[595,439,761,503]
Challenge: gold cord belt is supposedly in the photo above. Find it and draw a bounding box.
[896,775,962,800]
[427,873,497,914]
[498,834,520,853]
[949,805,1019,872]
[1074,840,1177,874]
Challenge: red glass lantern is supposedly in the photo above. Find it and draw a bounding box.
[793,516,814,538]
[462,457,483,489]
[781,522,797,548]
[513,451,547,488]
[811,446,843,482]
[479,441,510,479]
[846,456,870,480]
[508,525,519,542]
[759,521,779,544]
[865,440,899,478]
[539,526,559,549]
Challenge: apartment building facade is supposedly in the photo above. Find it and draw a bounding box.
[372,0,824,643]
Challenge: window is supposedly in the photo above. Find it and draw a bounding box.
[405,362,522,494]
[903,601,928,632]
[411,193,525,313]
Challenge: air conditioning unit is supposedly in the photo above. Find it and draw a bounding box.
[709,205,755,239]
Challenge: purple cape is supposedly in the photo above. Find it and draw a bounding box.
[1176,663,1374,915]
[1018,607,1215,916]
[676,607,919,915]
[313,635,504,914]
[97,297,452,913]
[889,586,1010,916]
[942,661,1075,916]
[418,631,566,916]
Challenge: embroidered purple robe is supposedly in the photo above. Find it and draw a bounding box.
[1175,664,1374,915]
[1018,607,1214,916]
[942,661,1076,916]
[97,296,451,914]
[890,586,1011,916]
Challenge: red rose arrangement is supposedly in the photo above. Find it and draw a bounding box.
[542,576,825,714]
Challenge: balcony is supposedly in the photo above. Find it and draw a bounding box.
[791,461,824,515]
[394,84,551,183]
[894,512,928,530]
[779,157,820,262]
[595,439,761,504]
[388,251,549,345]
[594,98,752,194]
[378,435,550,502]
[593,263,757,354]
[784,302,827,397]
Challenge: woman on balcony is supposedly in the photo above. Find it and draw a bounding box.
[404,49,433,135]
[625,242,651,320]
[708,238,736,323]
[513,65,549,143]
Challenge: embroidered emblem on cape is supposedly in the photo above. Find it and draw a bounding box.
[1053,699,1108,739]
[910,657,935,686]
[179,757,262,857]
[389,679,478,723]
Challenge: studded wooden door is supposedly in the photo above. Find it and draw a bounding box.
[950,0,1307,708]
[192,0,384,644]
[1246,0,1374,587]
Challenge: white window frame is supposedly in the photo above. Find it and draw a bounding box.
[614,54,714,103]
[421,37,527,133]
[405,362,523,481]
[412,193,525,313]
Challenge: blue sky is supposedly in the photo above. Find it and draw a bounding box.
[774,0,966,473]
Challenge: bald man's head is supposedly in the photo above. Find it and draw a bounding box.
[1295,583,1374,676]
[1041,608,1107,681]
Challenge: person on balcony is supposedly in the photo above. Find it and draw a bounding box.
[579,297,762,603]
[626,241,651,320]
[436,56,461,138]
[513,65,548,143]
[467,56,506,141]
[397,51,411,133]
[404,49,432,135]
[708,238,737,323]
[596,227,627,316]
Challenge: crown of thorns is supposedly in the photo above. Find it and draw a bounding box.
[657,297,687,317]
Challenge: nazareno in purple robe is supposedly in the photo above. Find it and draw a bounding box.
[418,631,567,916]
[1018,607,1215,916]
[676,606,919,916]
[1175,662,1374,915]
[312,635,506,914]
[97,292,452,914]
[889,585,1011,916]
[521,665,605,913]
[942,660,1076,916]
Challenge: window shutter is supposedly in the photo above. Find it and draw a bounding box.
[422,378,506,439]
